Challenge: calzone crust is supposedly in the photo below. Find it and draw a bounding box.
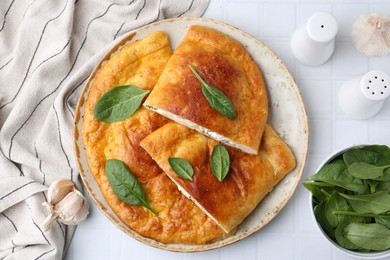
[144,26,268,155]
[140,122,296,233]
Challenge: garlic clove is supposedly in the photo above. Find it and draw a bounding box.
[55,189,89,226]
[48,179,75,205]
[41,181,89,231]
[351,14,390,57]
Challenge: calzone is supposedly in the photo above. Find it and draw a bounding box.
[140,122,296,233]
[143,26,268,155]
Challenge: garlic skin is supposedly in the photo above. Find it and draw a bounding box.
[56,189,89,225]
[41,179,89,231]
[351,14,390,57]
[48,179,75,205]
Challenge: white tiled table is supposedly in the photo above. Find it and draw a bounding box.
[65,1,390,259]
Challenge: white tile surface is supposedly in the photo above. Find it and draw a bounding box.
[262,3,296,37]
[308,118,333,155]
[296,236,333,260]
[371,120,390,145]
[220,235,257,260]
[333,119,369,149]
[334,3,368,39]
[65,1,390,259]
[258,234,295,260]
[333,41,368,77]
[297,3,333,25]
[299,59,333,79]
[299,79,333,116]
[226,2,259,37]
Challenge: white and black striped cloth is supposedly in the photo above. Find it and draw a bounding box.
[0,0,209,259]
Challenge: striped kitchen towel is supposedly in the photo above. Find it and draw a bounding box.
[0,0,209,259]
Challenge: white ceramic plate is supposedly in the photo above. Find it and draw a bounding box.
[73,17,309,252]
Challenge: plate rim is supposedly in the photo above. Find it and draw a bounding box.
[73,16,309,252]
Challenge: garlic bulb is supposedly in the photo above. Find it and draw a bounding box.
[41,179,89,232]
[351,14,390,57]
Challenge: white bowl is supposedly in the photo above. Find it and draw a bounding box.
[309,145,390,259]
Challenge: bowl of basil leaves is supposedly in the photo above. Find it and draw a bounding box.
[304,145,390,259]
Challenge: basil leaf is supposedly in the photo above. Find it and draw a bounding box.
[375,181,390,192]
[374,168,390,182]
[339,191,390,215]
[343,205,372,224]
[343,145,390,167]
[349,162,390,180]
[366,179,382,193]
[314,201,335,238]
[344,223,390,251]
[304,181,348,204]
[307,161,368,194]
[168,157,194,181]
[105,159,158,216]
[303,182,329,204]
[376,216,390,229]
[211,144,230,181]
[325,192,349,228]
[333,210,389,220]
[94,85,150,122]
[188,64,236,119]
[335,221,362,250]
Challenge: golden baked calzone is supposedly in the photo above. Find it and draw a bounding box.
[140,122,296,233]
[82,31,230,244]
[144,26,268,155]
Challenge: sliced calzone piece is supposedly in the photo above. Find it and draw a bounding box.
[140,122,296,233]
[143,26,268,155]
